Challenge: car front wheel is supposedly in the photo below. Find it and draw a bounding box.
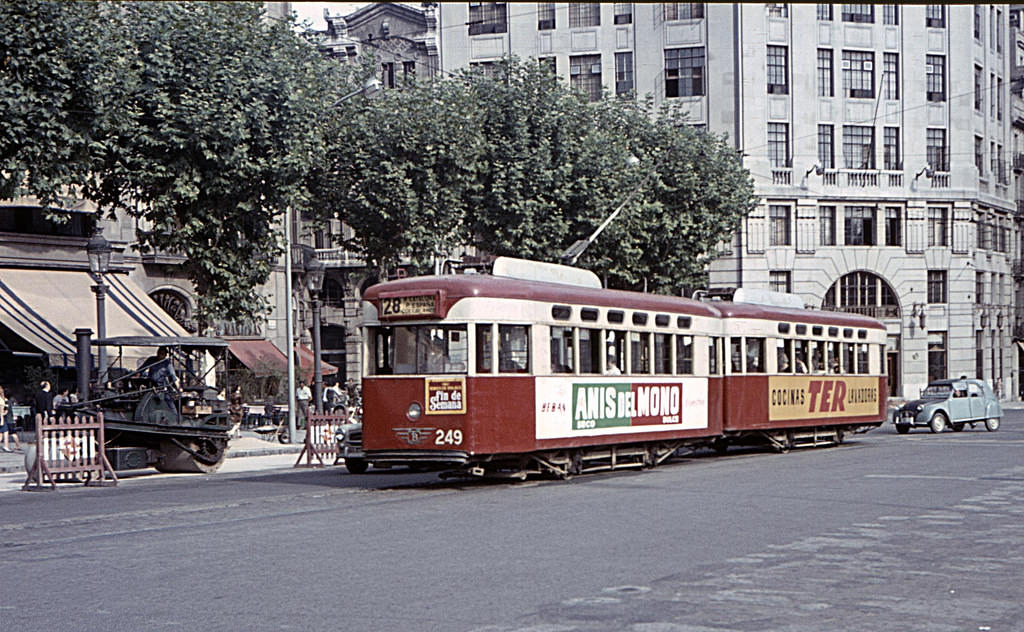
[895,424,910,434]
[929,412,947,434]
[985,417,1000,432]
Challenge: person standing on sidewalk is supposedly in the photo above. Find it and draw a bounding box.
[0,385,15,452]
[33,380,53,426]
[296,381,311,429]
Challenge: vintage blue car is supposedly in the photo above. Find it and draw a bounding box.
[894,379,1001,434]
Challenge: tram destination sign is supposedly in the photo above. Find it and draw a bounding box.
[378,293,439,318]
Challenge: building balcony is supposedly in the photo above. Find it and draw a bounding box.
[771,168,791,186]
[821,304,901,319]
[1014,153,1024,173]
[316,247,366,268]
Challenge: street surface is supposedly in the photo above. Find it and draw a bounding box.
[2,412,1023,631]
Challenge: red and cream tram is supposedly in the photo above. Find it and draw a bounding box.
[358,258,887,478]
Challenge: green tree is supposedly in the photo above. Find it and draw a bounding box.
[94,2,335,326]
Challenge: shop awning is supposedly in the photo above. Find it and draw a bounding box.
[0,268,188,367]
[228,339,337,377]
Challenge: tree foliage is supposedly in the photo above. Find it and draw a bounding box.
[317,58,757,294]
[1,1,338,324]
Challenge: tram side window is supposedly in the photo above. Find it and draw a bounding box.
[605,330,626,374]
[829,341,842,373]
[654,333,672,374]
[794,339,809,373]
[730,337,743,373]
[499,325,530,373]
[630,332,650,373]
[579,328,602,374]
[476,324,493,373]
[844,343,855,374]
[856,343,869,374]
[677,335,693,375]
[550,326,574,373]
[746,337,765,373]
[812,341,827,373]
[709,337,721,375]
[776,339,793,373]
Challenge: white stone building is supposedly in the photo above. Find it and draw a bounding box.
[437,3,1020,400]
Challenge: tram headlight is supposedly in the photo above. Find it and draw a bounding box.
[407,402,423,421]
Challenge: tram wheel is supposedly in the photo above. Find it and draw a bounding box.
[711,437,729,455]
[155,438,227,474]
[343,457,369,474]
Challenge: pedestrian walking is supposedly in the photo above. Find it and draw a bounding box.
[33,380,54,424]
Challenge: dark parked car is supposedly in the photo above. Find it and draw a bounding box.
[894,379,1001,434]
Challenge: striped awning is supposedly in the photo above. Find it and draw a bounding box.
[0,268,188,367]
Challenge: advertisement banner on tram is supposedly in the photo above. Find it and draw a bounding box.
[768,376,881,421]
[535,377,709,439]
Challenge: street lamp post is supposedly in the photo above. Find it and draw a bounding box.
[559,155,643,266]
[87,228,112,384]
[305,256,326,413]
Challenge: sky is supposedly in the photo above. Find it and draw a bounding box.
[290,2,370,30]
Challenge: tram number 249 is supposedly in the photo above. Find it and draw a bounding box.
[435,429,464,446]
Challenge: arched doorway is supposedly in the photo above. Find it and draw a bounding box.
[150,288,196,333]
[821,271,901,396]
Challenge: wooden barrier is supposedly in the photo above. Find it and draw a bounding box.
[294,412,345,468]
[23,411,118,490]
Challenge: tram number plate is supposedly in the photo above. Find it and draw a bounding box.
[380,295,437,317]
[435,429,463,445]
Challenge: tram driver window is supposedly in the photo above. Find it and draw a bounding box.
[746,337,765,373]
[550,326,574,373]
[392,325,468,374]
[499,325,530,373]
[371,328,394,375]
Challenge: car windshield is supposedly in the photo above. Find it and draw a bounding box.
[922,383,952,398]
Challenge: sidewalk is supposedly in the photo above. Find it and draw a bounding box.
[0,430,306,475]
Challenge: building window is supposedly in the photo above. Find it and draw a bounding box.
[976,331,984,380]
[842,125,874,170]
[885,207,901,246]
[468,2,508,35]
[538,56,557,74]
[819,206,836,246]
[665,47,705,97]
[927,207,947,247]
[925,5,945,28]
[844,206,876,246]
[537,2,555,30]
[769,271,792,293]
[975,135,985,175]
[769,205,791,246]
[767,46,788,94]
[842,50,874,99]
[768,122,790,168]
[974,65,984,111]
[883,127,899,170]
[926,128,948,171]
[664,3,703,20]
[997,76,1003,121]
[568,3,600,28]
[927,270,947,303]
[615,52,634,97]
[990,73,996,117]
[569,54,602,102]
[882,4,898,25]
[996,9,1003,53]
[975,5,983,41]
[928,332,946,384]
[817,49,833,97]
[842,4,874,24]
[882,52,899,99]
[817,4,832,21]
[381,62,396,88]
[926,55,946,102]
[614,3,632,24]
[818,124,834,169]
[976,272,986,304]
[766,4,788,18]
[403,61,416,80]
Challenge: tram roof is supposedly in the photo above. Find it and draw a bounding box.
[364,275,885,329]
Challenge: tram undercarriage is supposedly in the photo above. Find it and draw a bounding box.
[367,423,879,481]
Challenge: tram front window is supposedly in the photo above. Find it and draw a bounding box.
[375,325,468,375]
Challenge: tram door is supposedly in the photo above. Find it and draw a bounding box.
[886,334,900,397]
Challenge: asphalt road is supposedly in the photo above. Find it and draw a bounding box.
[1,413,1023,632]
